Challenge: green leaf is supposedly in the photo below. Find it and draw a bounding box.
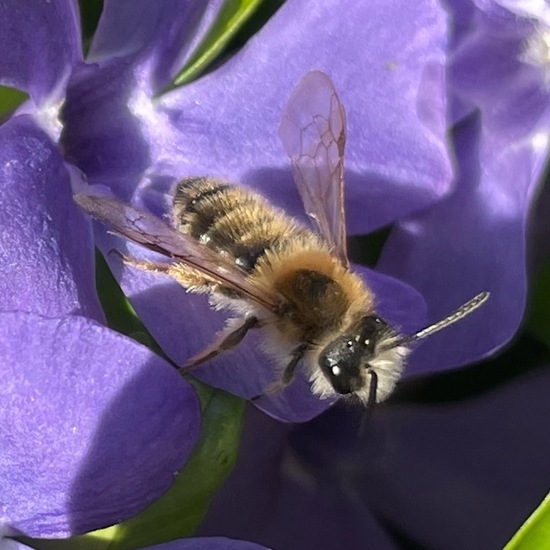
[20,383,244,550]
[15,534,108,550]
[348,226,392,268]
[168,0,264,90]
[78,0,104,56]
[95,249,163,352]
[503,492,550,550]
[0,85,28,118]
[525,262,550,349]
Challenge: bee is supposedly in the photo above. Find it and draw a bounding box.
[75,70,489,406]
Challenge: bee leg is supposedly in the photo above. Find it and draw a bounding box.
[281,343,309,385]
[357,371,378,436]
[109,249,171,274]
[111,250,214,291]
[251,343,308,401]
[180,316,260,372]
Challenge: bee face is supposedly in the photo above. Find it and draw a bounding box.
[318,316,392,395]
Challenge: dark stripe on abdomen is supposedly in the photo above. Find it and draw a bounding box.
[174,179,235,241]
[173,177,285,273]
[185,185,229,213]
[232,240,274,272]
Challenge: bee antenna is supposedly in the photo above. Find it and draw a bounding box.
[383,291,490,350]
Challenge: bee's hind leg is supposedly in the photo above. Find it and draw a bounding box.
[251,343,308,401]
[180,316,260,372]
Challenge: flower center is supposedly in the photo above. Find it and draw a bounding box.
[35,98,64,141]
[520,24,550,85]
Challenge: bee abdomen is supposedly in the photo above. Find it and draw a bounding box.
[173,177,301,273]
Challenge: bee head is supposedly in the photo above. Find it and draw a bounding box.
[317,315,407,403]
[312,292,489,405]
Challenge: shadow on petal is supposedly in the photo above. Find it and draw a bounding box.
[0,312,199,538]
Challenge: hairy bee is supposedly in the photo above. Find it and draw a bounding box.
[75,71,489,405]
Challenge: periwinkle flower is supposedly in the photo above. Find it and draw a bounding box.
[61,0,454,422]
[0,1,200,540]
[3,0,546,546]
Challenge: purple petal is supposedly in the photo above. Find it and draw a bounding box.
[89,0,215,90]
[198,406,397,550]
[141,537,270,550]
[154,0,452,234]
[0,116,102,322]
[377,115,544,374]
[446,0,477,45]
[62,61,152,199]
[0,311,200,537]
[472,0,550,21]
[96,229,425,423]
[450,10,549,138]
[395,0,550,374]
[63,0,451,234]
[0,1,81,104]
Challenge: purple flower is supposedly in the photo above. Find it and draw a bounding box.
[62,0,452,422]
[4,0,544,543]
[0,2,200,539]
[450,0,550,135]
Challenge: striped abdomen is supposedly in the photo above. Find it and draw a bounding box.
[172,177,308,273]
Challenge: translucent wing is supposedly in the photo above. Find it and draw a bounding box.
[74,194,278,311]
[279,70,348,268]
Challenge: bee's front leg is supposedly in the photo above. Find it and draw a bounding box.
[252,343,309,400]
[180,316,260,371]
